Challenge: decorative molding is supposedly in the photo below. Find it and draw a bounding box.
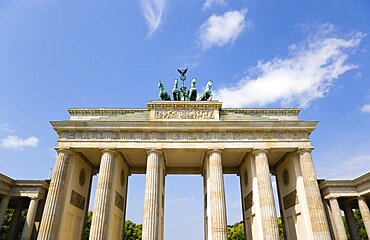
[79,168,86,187]
[59,131,309,142]
[221,109,300,115]
[68,109,148,115]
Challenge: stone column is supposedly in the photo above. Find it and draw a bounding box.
[253,149,279,239]
[21,197,40,240]
[8,203,22,240]
[358,196,370,238]
[328,197,347,240]
[142,149,162,240]
[0,196,10,229]
[343,205,359,240]
[89,149,116,240]
[298,148,331,239]
[38,149,71,240]
[205,150,228,240]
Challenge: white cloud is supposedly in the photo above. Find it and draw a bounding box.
[167,196,195,205]
[214,24,365,108]
[198,9,248,50]
[202,0,225,10]
[140,0,166,36]
[0,135,39,150]
[361,104,370,113]
[321,155,370,179]
[0,124,14,133]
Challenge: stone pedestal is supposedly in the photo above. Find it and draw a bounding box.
[298,148,331,239]
[8,204,22,240]
[358,197,370,238]
[38,149,71,240]
[89,150,116,240]
[0,196,10,229]
[343,205,359,240]
[254,149,279,239]
[204,150,228,240]
[329,198,347,240]
[142,149,165,240]
[21,197,40,240]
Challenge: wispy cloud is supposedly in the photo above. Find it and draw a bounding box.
[202,0,225,11]
[0,124,14,133]
[214,24,365,108]
[167,196,195,205]
[140,0,166,36]
[0,135,39,150]
[361,104,370,113]
[320,155,370,179]
[198,9,248,50]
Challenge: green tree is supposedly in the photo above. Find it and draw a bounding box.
[0,208,27,240]
[277,217,284,240]
[82,211,93,240]
[343,209,369,240]
[124,220,142,240]
[227,221,244,240]
[227,218,284,240]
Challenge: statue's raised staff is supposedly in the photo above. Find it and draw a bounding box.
[198,80,213,101]
[158,81,171,101]
[178,68,189,101]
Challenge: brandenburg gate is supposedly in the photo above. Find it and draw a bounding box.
[35,100,331,240]
[36,72,331,239]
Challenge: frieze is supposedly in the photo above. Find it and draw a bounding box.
[154,109,215,119]
[60,131,309,142]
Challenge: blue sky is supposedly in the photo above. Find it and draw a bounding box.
[0,0,369,239]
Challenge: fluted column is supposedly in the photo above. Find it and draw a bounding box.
[142,149,162,240]
[0,196,10,229]
[37,149,71,240]
[343,205,359,240]
[206,150,228,240]
[358,196,370,238]
[8,203,22,240]
[298,148,331,239]
[89,149,116,240]
[328,198,347,240]
[253,149,279,239]
[21,197,40,240]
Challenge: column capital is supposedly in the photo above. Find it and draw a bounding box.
[54,148,74,156]
[297,147,314,155]
[358,195,366,201]
[100,149,118,156]
[30,196,41,201]
[207,149,223,155]
[252,148,269,155]
[146,148,162,156]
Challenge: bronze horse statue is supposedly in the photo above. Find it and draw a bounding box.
[198,80,213,101]
[158,81,171,101]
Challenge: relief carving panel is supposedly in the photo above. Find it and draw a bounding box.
[70,190,85,210]
[154,109,215,119]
